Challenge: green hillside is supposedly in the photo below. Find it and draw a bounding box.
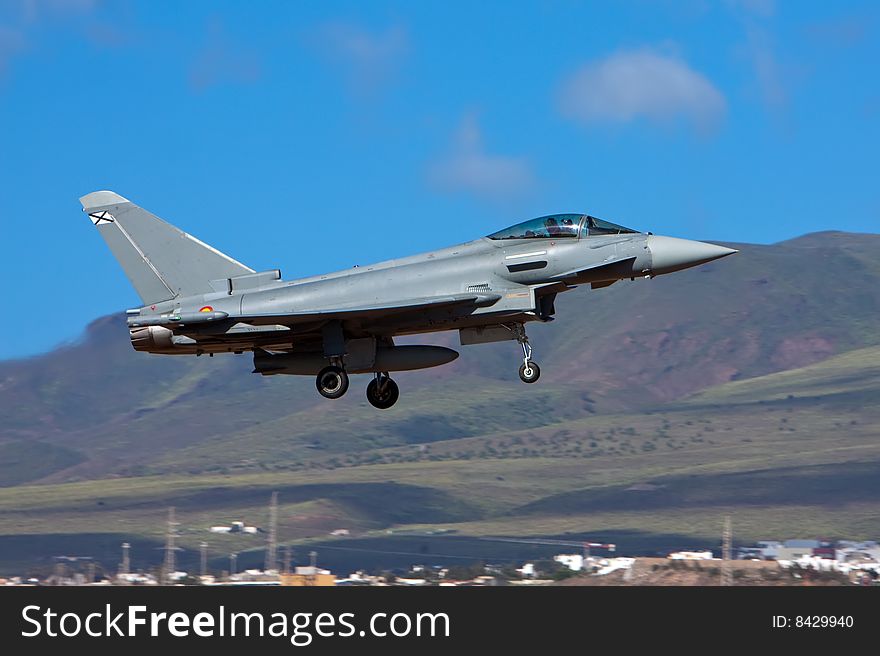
[680,344,880,409]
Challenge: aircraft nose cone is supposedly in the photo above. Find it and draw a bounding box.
[648,235,737,275]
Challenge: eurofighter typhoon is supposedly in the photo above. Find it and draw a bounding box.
[80,191,736,409]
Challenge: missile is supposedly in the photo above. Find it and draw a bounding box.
[127,311,229,327]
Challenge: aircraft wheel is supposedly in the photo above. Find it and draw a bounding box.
[316,366,349,399]
[518,362,541,384]
[366,377,399,409]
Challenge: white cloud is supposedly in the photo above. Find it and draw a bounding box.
[559,48,727,133]
[0,26,26,76]
[309,22,408,96]
[743,26,787,109]
[189,20,261,92]
[804,15,869,47]
[17,0,99,23]
[429,114,535,200]
[0,0,106,80]
[725,0,775,18]
[726,1,792,114]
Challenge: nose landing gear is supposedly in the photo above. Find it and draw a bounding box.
[513,324,540,384]
[519,360,540,383]
[366,372,399,409]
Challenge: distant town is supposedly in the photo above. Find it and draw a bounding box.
[2,534,878,587]
[3,493,877,587]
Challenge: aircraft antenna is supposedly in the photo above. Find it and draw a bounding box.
[161,507,178,584]
[265,491,278,572]
[721,515,733,586]
[120,542,130,576]
[283,545,293,574]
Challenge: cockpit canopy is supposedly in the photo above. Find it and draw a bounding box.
[487,214,581,240]
[487,214,638,240]
[583,215,640,236]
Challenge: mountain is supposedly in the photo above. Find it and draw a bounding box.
[1,231,878,485]
[0,231,878,574]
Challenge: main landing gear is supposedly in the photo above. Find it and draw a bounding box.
[316,365,349,399]
[315,364,400,409]
[513,324,540,384]
[366,372,399,409]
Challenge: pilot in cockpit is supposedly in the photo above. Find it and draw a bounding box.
[545,217,561,236]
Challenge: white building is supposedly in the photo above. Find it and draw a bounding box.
[294,566,332,576]
[517,563,536,578]
[554,554,585,571]
[668,551,714,560]
[836,541,880,564]
[595,558,635,576]
[396,577,427,586]
[209,521,259,534]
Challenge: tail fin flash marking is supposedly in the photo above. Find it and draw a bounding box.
[88,211,115,225]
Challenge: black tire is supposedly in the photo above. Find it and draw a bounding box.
[518,362,541,384]
[366,377,400,409]
[316,366,349,399]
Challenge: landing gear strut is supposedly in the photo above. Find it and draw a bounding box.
[316,364,349,399]
[366,372,399,409]
[513,324,540,384]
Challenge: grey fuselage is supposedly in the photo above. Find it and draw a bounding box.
[132,231,654,356]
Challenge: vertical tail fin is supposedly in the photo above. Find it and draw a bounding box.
[79,191,253,305]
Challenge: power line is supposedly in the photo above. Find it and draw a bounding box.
[311,543,500,560]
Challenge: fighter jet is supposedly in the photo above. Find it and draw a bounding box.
[80,191,736,409]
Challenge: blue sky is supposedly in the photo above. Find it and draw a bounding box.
[0,0,877,359]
